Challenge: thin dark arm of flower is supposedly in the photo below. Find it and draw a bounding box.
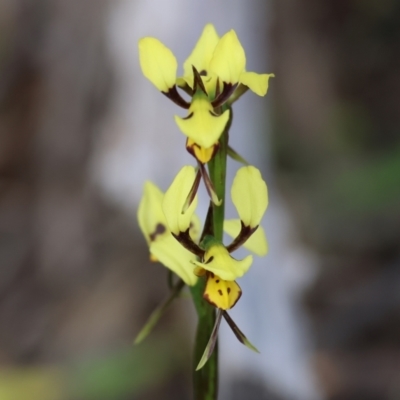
[212,83,238,109]
[196,308,223,370]
[192,65,208,95]
[226,221,258,253]
[162,86,190,109]
[222,311,259,353]
[173,230,205,258]
[182,168,201,213]
[200,203,214,243]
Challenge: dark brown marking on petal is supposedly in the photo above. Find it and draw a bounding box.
[212,82,238,108]
[183,112,194,120]
[216,279,220,283]
[200,70,207,76]
[162,85,190,109]
[210,272,215,278]
[218,290,223,296]
[192,65,207,95]
[227,288,231,294]
[203,292,217,308]
[149,223,166,241]
[205,256,214,265]
[226,221,258,254]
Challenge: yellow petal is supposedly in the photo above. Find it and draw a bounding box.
[193,243,252,281]
[162,166,198,235]
[137,182,168,245]
[150,234,198,286]
[175,96,230,149]
[183,24,220,87]
[203,274,242,310]
[139,37,177,92]
[231,166,268,228]
[224,219,269,256]
[239,72,275,97]
[209,30,245,85]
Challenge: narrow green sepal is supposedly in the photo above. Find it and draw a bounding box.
[227,145,249,165]
[223,311,259,353]
[195,309,223,370]
[134,279,185,345]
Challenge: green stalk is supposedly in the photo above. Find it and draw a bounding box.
[191,114,229,399]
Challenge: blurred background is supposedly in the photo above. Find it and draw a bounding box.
[1,0,399,399]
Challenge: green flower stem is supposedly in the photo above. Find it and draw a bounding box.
[191,113,230,400]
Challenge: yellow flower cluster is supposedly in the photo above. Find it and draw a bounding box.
[137,24,271,310]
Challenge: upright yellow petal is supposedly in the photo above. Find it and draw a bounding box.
[239,72,275,97]
[192,243,253,281]
[224,219,269,256]
[138,182,168,245]
[162,166,198,235]
[139,37,178,92]
[209,30,245,85]
[231,166,268,228]
[203,274,242,310]
[150,234,198,286]
[183,24,220,85]
[175,95,230,149]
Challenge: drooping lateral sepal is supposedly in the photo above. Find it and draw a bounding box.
[223,311,259,353]
[150,234,198,286]
[231,166,268,229]
[134,279,185,344]
[198,162,222,206]
[196,309,223,371]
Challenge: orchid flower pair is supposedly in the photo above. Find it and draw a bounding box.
[138,165,268,310]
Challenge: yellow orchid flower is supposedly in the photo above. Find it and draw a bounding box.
[137,181,199,286]
[138,24,274,163]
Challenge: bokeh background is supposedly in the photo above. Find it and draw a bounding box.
[1,0,399,399]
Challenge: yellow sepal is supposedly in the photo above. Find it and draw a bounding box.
[183,24,219,88]
[231,166,268,228]
[209,30,245,85]
[203,273,242,310]
[162,166,198,235]
[139,37,177,92]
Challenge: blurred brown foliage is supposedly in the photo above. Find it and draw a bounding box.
[271,0,400,399]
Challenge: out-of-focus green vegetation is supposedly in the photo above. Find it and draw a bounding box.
[0,335,184,400]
